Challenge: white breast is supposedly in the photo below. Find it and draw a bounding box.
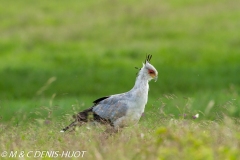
[113,84,149,128]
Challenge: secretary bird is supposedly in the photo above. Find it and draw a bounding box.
[60,54,158,132]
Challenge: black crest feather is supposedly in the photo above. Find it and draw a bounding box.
[145,54,152,64]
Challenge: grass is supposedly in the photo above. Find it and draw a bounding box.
[1,90,239,123]
[0,0,240,99]
[1,0,240,159]
[1,114,240,160]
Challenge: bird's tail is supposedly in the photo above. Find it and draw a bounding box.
[60,120,78,132]
[60,107,93,132]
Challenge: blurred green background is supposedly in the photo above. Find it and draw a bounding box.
[0,0,240,123]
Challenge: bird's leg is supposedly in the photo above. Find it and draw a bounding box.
[103,125,121,135]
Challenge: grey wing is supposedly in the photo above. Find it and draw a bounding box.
[92,95,129,122]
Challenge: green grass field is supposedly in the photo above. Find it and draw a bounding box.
[1,0,240,159]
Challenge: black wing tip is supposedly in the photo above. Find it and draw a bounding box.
[93,113,113,126]
[145,54,152,64]
[93,96,110,104]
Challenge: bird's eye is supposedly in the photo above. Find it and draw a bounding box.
[148,69,155,74]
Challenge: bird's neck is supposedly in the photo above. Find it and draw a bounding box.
[132,73,149,91]
[129,73,149,108]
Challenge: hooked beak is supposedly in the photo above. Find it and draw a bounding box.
[154,75,158,82]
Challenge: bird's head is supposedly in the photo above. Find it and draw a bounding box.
[138,54,158,82]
